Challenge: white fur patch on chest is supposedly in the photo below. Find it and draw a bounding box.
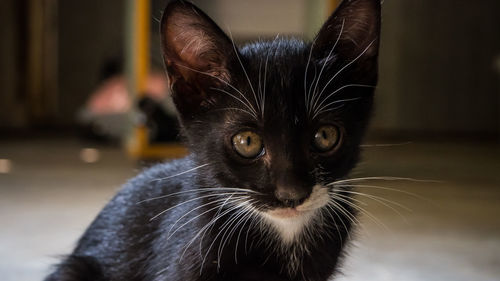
[260,185,330,243]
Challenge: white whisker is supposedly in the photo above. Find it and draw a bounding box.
[234,203,256,263]
[217,204,253,268]
[312,96,362,120]
[261,50,270,119]
[168,196,250,239]
[162,196,246,274]
[173,63,258,117]
[197,195,237,254]
[309,19,345,116]
[313,84,375,118]
[213,107,257,118]
[257,57,263,115]
[304,36,318,113]
[323,204,348,243]
[338,189,411,212]
[178,195,240,263]
[227,29,260,114]
[210,87,258,119]
[149,192,247,222]
[312,40,376,115]
[328,196,359,226]
[151,163,212,182]
[307,66,318,112]
[345,183,437,207]
[336,191,410,223]
[137,187,259,204]
[360,142,412,148]
[328,176,441,186]
[200,199,249,274]
[327,199,358,241]
[331,192,389,231]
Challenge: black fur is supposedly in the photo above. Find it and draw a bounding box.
[45,0,381,280]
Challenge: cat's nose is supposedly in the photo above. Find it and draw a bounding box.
[275,187,309,208]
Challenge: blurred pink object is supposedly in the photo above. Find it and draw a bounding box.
[86,72,168,115]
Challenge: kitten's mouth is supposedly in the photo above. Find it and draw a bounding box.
[268,207,304,219]
[266,185,329,219]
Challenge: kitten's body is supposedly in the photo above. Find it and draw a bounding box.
[46,1,381,280]
[55,156,349,281]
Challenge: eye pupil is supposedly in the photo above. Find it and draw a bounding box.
[313,125,340,152]
[322,130,327,139]
[232,131,263,158]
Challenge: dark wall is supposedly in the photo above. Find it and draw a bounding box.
[0,0,26,128]
[374,0,500,135]
[2,0,499,136]
[58,0,125,124]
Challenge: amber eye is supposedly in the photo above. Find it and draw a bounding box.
[313,125,341,152]
[232,131,264,158]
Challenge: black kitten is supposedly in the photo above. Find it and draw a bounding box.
[46,0,380,280]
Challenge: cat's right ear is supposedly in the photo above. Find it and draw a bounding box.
[160,0,234,118]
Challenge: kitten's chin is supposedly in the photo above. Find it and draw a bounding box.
[259,185,330,243]
[262,207,318,243]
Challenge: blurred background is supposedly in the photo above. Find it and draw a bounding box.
[0,0,499,280]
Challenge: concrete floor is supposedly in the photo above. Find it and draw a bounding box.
[0,138,499,280]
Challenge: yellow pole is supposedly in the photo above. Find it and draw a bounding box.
[329,0,340,12]
[135,0,150,156]
[127,0,150,158]
[136,0,150,98]
[126,0,188,159]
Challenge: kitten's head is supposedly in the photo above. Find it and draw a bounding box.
[161,0,380,241]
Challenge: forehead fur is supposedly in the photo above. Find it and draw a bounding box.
[235,38,309,120]
[240,37,307,85]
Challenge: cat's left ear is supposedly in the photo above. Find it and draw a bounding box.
[313,0,381,78]
[160,0,235,118]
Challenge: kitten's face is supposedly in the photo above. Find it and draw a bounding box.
[161,0,380,241]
